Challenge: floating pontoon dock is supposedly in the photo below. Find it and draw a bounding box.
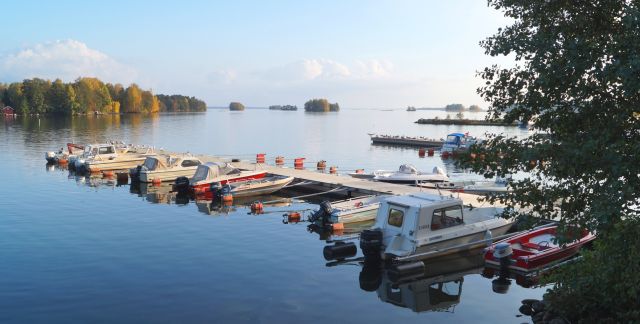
[187,153,486,205]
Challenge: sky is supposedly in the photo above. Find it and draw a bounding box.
[0,1,513,108]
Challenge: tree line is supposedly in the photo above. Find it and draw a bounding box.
[0,77,206,115]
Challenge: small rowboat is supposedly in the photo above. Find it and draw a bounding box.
[484,225,595,273]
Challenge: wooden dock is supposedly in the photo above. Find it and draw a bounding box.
[190,153,486,205]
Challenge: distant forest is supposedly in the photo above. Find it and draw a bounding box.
[0,77,206,115]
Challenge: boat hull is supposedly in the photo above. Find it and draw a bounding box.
[190,172,267,196]
[407,222,513,260]
[139,168,198,182]
[85,158,148,172]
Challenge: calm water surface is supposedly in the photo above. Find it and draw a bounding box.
[0,109,541,323]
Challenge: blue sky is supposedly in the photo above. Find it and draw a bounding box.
[0,1,512,108]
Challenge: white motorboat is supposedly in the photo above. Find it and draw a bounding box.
[372,164,449,184]
[80,144,155,172]
[309,195,387,225]
[132,155,202,182]
[174,162,268,196]
[212,174,294,198]
[352,192,513,262]
[418,177,510,195]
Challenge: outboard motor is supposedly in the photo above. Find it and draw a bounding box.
[174,176,190,193]
[130,165,143,182]
[360,229,383,261]
[215,185,231,199]
[492,242,514,271]
[308,200,333,225]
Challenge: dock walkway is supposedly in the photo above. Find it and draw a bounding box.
[189,153,485,205]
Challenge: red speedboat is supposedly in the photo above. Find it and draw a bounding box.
[174,162,267,196]
[484,225,595,272]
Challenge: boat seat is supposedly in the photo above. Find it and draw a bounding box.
[521,242,552,251]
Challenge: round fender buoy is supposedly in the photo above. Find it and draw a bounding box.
[418,148,426,157]
[287,212,301,223]
[222,194,233,203]
[152,178,162,186]
[323,242,357,261]
[103,171,114,178]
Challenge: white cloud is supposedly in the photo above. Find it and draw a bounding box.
[206,69,237,84]
[0,39,137,83]
[254,58,391,83]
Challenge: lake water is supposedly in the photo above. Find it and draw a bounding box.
[0,109,541,323]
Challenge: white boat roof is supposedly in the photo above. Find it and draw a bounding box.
[384,192,459,207]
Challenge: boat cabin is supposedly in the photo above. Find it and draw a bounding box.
[83,144,118,160]
[441,133,478,152]
[141,155,201,171]
[373,193,466,255]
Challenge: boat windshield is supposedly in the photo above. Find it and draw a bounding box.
[143,158,158,171]
[192,166,210,182]
[98,146,115,155]
[431,205,464,230]
[445,135,460,144]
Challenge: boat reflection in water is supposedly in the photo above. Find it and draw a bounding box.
[130,182,178,205]
[362,252,485,313]
[194,195,293,216]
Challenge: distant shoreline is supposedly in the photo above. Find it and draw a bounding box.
[415,118,517,126]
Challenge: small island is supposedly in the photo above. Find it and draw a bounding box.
[269,105,298,111]
[304,98,339,112]
[229,102,245,111]
[406,106,416,111]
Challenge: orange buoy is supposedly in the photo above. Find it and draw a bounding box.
[329,166,338,174]
[287,212,301,223]
[152,178,162,186]
[256,153,266,164]
[294,158,305,169]
[275,156,285,166]
[418,148,426,157]
[331,223,345,233]
[317,160,326,170]
[58,158,69,164]
[250,201,264,214]
[103,170,114,178]
[222,193,233,203]
[427,148,434,156]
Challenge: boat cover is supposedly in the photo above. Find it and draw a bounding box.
[192,162,240,182]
